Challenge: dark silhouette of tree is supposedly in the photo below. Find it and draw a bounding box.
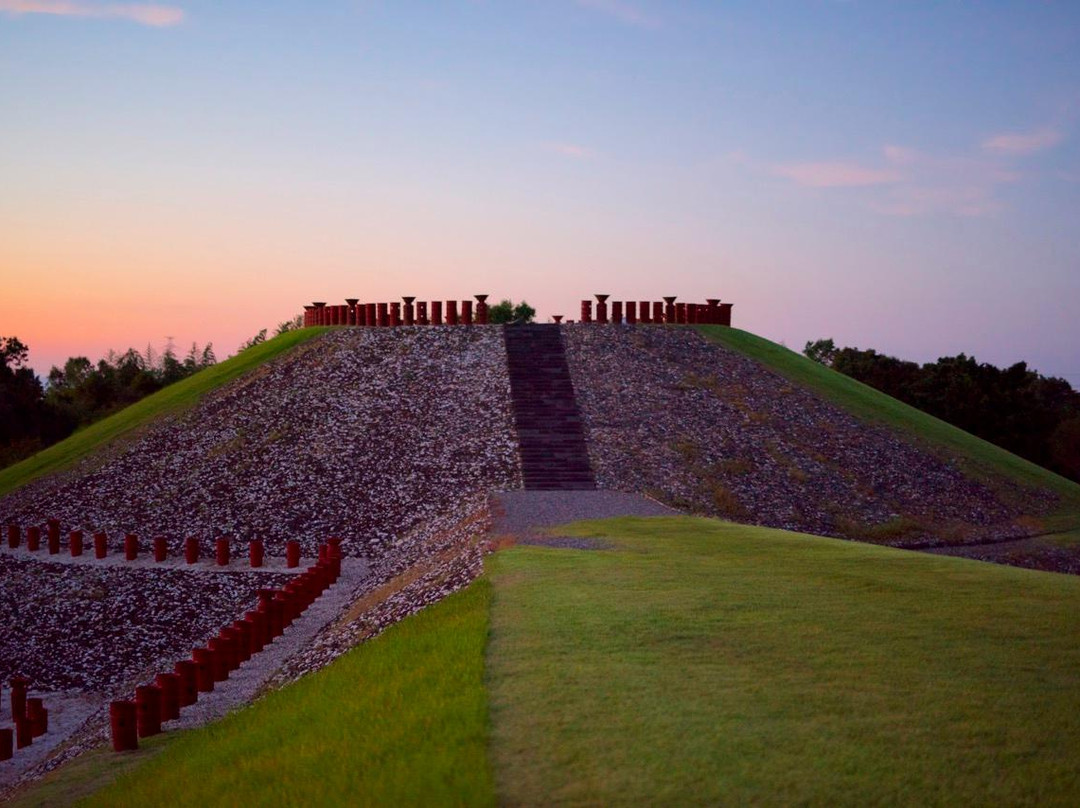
[489,299,536,324]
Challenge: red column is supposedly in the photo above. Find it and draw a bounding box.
[15,717,32,749]
[706,298,721,324]
[154,536,167,563]
[303,305,314,327]
[687,304,698,324]
[191,649,215,692]
[718,303,733,326]
[446,300,459,325]
[612,301,623,323]
[215,537,230,566]
[110,701,138,751]
[475,295,489,324]
[676,303,687,323]
[124,534,139,561]
[552,315,564,323]
[356,302,368,326]
[185,537,199,564]
[595,295,609,323]
[461,300,473,325]
[27,526,40,552]
[366,302,376,326]
[664,297,677,323]
[417,300,428,325]
[580,300,593,322]
[390,302,401,326]
[70,530,84,557]
[10,677,29,720]
[431,300,443,325]
[6,524,19,549]
[155,672,181,721]
[345,298,359,326]
[47,518,60,554]
[135,685,162,737]
[377,302,389,326]
[639,300,652,324]
[0,728,12,761]
[249,539,264,568]
[653,301,664,322]
[286,540,300,568]
[94,531,107,558]
[27,698,47,737]
[403,296,416,325]
[174,660,198,707]
[313,302,326,326]
[626,301,637,323]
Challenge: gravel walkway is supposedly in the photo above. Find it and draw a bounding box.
[490,489,676,536]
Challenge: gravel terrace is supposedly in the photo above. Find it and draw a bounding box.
[564,324,1056,546]
[0,327,520,559]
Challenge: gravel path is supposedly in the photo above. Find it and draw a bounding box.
[0,691,100,790]
[490,489,677,536]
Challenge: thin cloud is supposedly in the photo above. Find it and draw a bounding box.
[771,161,901,188]
[575,0,658,29]
[0,0,184,26]
[544,142,595,160]
[981,127,1063,156]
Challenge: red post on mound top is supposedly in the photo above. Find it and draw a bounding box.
[110,701,138,751]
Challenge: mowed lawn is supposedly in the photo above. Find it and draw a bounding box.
[487,516,1080,806]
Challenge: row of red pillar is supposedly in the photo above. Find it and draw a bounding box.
[579,295,733,326]
[0,677,47,761]
[4,522,304,569]
[110,539,343,752]
[304,296,491,328]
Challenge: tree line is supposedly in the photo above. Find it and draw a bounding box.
[0,336,217,468]
[804,339,1080,483]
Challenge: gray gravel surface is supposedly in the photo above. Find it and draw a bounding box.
[491,489,676,536]
[563,324,1055,545]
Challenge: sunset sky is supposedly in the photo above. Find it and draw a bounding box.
[1,1,1078,384]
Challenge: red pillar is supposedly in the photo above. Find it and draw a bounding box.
[185,537,199,564]
[377,302,389,326]
[27,698,47,737]
[345,298,359,326]
[94,531,107,559]
[580,300,593,322]
[155,672,181,721]
[639,300,652,324]
[312,302,326,326]
[215,537,230,566]
[110,701,138,751]
[552,315,564,323]
[27,525,40,552]
[653,301,664,323]
[356,302,368,326]
[70,530,84,557]
[706,298,721,324]
[303,305,314,327]
[10,676,29,720]
[612,301,623,323]
[595,295,609,323]
[431,300,443,325]
[124,533,139,561]
[365,302,376,326]
[403,296,416,325]
[390,302,401,326]
[286,540,300,568]
[417,300,428,325]
[626,301,637,323]
[718,302,733,326]
[6,524,19,549]
[15,717,32,749]
[249,539,264,568]
[446,300,459,325]
[154,536,167,563]
[174,660,198,707]
[47,518,60,554]
[135,685,162,737]
[191,649,215,692]
[664,297,677,323]
[0,728,12,761]
[461,300,473,325]
[475,295,489,324]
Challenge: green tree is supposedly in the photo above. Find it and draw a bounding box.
[489,299,536,324]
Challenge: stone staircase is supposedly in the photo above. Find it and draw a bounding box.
[503,325,597,491]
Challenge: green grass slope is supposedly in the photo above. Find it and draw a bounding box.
[0,328,328,498]
[30,580,494,807]
[488,516,1080,806]
[697,325,1080,524]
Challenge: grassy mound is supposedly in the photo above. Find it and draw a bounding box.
[35,580,493,807]
[697,326,1080,525]
[488,516,1080,806]
[0,328,328,498]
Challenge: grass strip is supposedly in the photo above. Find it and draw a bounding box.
[66,578,494,807]
[696,325,1080,511]
[0,328,328,497]
[488,516,1080,806]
